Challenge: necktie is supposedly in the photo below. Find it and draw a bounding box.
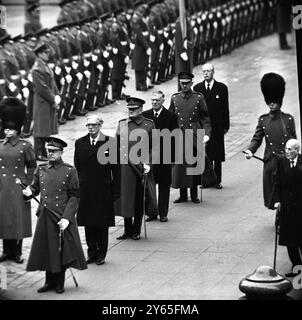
[207,83,210,92]
[92,139,95,146]
[155,112,159,118]
[290,160,295,168]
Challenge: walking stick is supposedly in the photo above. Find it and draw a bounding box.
[16,179,78,288]
[242,151,264,162]
[273,206,280,270]
[142,172,148,240]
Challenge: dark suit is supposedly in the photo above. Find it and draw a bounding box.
[74,133,120,261]
[194,80,230,183]
[142,107,179,218]
[271,154,302,267]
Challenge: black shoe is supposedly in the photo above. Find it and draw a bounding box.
[173,197,188,203]
[215,183,223,189]
[160,217,168,222]
[153,80,161,85]
[0,253,10,262]
[36,155,48,162]
[147,84,154,89]
[96,257,105,265]
[55,285,65,294]
[86,256,97,264]
[37,283,55,293]
[146,216,157,222]
[14,255,24,264]
[58,118,67,125]
[132,234,141,240]
[116,233,131,240]
[191,198,200,204]
[88,106,98,111]
[281,44,291,50]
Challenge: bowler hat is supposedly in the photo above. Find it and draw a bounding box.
[126,97,145,109]
[45,137,68,150]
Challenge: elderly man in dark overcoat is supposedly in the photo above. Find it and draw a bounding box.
[271,139,302,278]
[169,72,211,204]
[31,43,60,161]
[245,73,296,210]
[74,115,120,265]
[193,63,230,189]
[142,90,178,222]
[115,97,156,240]
[23,137,87,294]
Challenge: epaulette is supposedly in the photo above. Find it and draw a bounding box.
[63,162,74,168]
[282,112,293,118]
[172,92,180,97]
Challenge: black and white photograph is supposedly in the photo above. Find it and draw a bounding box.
[0,0,302,310]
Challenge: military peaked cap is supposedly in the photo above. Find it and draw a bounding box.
[178,71,194,82]
[126,97,145,109]
[33,42,50,54]
[45,137,68,150]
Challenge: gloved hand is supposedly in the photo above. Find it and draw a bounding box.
[124,56,130,64]
[58,218,69,231]
[66,74,72,83]
[97,64,104,72]
[21,78,28,86]
[130,43,135,50]
[22,87,30,98]
[22,187,32,197]
[112,48,118,54]
[168,39,173,47]
[55,66,61,75]
[84,70,91,78]
[9,82,17,92]
[274,202,281,210]
[143,164,150,174]
[103,50,109,58]
[146,48,152,56]
[159,43,164,51]
[108,60,114,69]
[180,52,188,61]
[55,95,61,105]
[150,35,155,42]
[83,60,90,67]
[203,135,209,143]
[244,150,253,159]
[76,72,83,81]
[72,61,78,70]
[60,77,65,86]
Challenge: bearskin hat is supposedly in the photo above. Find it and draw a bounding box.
[0,97,26,134]
[260,73,286,106]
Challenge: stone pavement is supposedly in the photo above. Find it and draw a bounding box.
[1,6,302,300]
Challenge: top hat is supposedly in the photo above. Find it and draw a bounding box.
[126,97,145,109]
[45,137,68,150]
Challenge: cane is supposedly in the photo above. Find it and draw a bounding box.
[242,151,264,162]
[142,172,148,240]
[16,179,78,288]
[273,206,280,270]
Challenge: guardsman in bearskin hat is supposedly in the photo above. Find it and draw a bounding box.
[22,136,87,294]
[0,97,36,264]
[245,73,297,210]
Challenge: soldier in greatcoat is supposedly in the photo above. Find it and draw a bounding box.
[169,72,211,203]
[0,97,36,264]
[245,73,296,210]
[23,137,87,294]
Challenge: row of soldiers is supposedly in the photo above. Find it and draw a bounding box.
[0,0,277,137]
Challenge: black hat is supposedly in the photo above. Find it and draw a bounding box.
[35,28,49,37]
[27,3,39,12]
[33,42,50,54]
[126,97,145,109]
[178,71,194,82]
[0,97,26,134]
[45,137,68,150]
[260,73,286,105]
[23,32,37,41]
[59,0,72,7]
[12,34,24,42]
[0,34,11,46]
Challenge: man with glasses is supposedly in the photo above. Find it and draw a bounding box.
[31,43,61,161]
[169,72,211,204]
[74,115,120,265]
[194,63,230,189]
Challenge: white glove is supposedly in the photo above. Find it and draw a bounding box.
[16,93,22,100]
[130,43,135,50]
[92,54,98,62]
[19,70,26,76]
[184,39,188,49]
[60,77,65,86]
[159,43,164,51]
[180,52,188,61]
[55,95,61,105]
[146,48,152,56]
[83,59,90,67]
[203,135,209,143]
[244,150,253,159]
[150,35,155,42]
[97,64,104,72]
[76,72,83,81]
[21,78,28,87]
[124,56,130,64]
[274,202,281,210]
[22,87,30,98]
[65,66,71,74]
[143,164,150,174]
[72,61,78,69]
[66,74,72,83]
[167,39,173,47]
[194,27,198,35]
[48,63,55,69]
[84,70,91,78]
[22,187,32,197]
[112,48,118,54]
[58,218,69,231]
[9,82,17,92]
[55,66,61,75]
[103,50,109,58]
[108,60,114,69]
[27,73,33,82]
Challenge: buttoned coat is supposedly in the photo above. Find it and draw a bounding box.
[247,111,296,209]
[115,116,157,218]
[271,154,302,246]
[193,80,230,161]
[142,107,179,185]
[0,137,36,239]
[169,90,211,188]
[26,160,87,273]
[31,58,59,138]
[74,133,120,227]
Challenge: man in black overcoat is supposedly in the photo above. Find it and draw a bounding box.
[74,115,120,265]
[142,90,179,222]
[193,63,229,189]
